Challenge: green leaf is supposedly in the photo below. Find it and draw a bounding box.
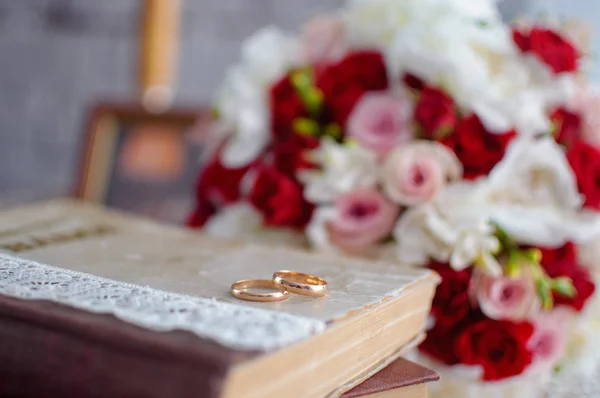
[290,69,323,116]
[523,248,542,265]
[292,118,320,136]
[536,279,554,311]
[434,124,454,140]
[552,277,577,298]
[323,124,342,140]
[211,107,221,120]
[549,120,558,137]
[492,222,514,249]
[506,249,522,278]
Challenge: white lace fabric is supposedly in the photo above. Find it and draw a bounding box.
[0,253,325,352]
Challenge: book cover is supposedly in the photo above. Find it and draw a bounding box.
[0,199,439,398]
[342,357,439,398]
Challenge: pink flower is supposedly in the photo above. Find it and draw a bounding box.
[526,308,573,374]
[347,92,413,156]
[300,15,347,64]
[381,141,462,206]
[327,189,399,254]
[471,271,540,321]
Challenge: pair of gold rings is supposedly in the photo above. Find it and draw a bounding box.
[231,271,327,302]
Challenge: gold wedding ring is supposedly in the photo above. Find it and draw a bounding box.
[231,279,289,302]
[273,271,328,297]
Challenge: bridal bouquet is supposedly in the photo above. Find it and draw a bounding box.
[188,0,600,395]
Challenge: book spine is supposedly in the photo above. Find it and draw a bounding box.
[0,295,236,398]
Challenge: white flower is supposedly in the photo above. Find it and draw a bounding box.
[299,140,379,204]
[306,206,339,252]
[204,203,305,246]
[395,137,600,267]
[393,193,501,274]
[204,203,263,239]
[215,27,301,167]
[344,0,499,50]
[346,0,573,136]
[451,228,501,276]
[472,137,600,246]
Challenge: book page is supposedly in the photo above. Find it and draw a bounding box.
[0,199,437,322]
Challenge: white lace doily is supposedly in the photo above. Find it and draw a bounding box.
[0,253,325,352]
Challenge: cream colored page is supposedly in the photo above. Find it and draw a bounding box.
[0,199,437,322]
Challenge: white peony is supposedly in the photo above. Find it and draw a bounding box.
[305,207,339,253]
[345,0,574,136]
[204,203,305,246]
[388,19,565,136]
[394,137,600,268]
[343,0,500,50]
[215,27,302,167]
[393,190,501,275]
[203,203,263,239]
[299,139,379,204]
[471,137,600,246]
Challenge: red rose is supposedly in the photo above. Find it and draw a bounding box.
[513,27,578,74]
[186,198,217,228]
[551,108,582,147]
[420,325,462,366]
[270,74,310,142]
[194,156,252,206]
[249,166,314,228]
[271,135,320,178]
[443,115,516,180]
[186,198,216,228]
[402,73,425,91]
[427,261,475,329]
[538,241,577,265]
[318,50,388,128]
[414,86,457,139]
[419,262,481,366]
[566,140,600,210]
[455,319,535,381]
[539,243,596,311]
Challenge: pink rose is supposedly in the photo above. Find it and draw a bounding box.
[381,141,462,206]
[471,271,540,321]
[327,189,399,254]
[347,92,413,156]
[300,15,347,64]
[526,308,573,374]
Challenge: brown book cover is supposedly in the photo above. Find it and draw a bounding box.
[0,199,439,398]
[342,357,439,398]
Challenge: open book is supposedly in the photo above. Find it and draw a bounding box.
[0,199,438,398]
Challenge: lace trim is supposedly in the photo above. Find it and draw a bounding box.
[0,254,326,352]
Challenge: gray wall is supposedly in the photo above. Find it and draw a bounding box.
[0,0,565,204]
[0,0,344,204]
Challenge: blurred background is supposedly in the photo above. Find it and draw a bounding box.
[0,0,596,222]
